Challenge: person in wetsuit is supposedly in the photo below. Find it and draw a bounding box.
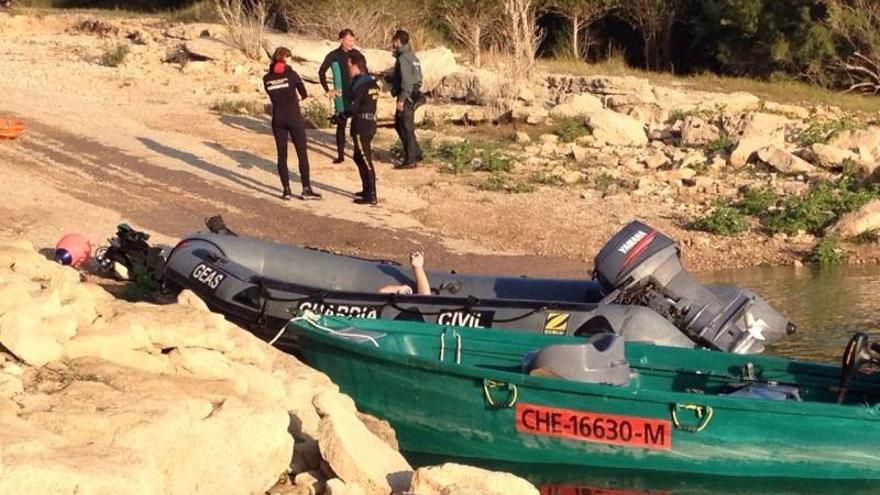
[263,46,321,201]
[319,29,363,164]
[345,51,380,205]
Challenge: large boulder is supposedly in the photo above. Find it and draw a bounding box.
[264,34,396,83]
[415,46,458,93]
[0,240,345,495]
[585,110,648,147]
[757,146,818,176]
[829,199,880,238]
[828,126,880,163]
[696,92,761,114]
[549,93,603,119]
[410,463,538,495]
[680,116,721,148]
[729,113,787,167]
[184,37,238,61]
[314,391,412,495]
[433,69,501,105]
[802,143,857,169]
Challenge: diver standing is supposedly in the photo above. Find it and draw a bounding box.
[345,52,380,205]
[319,29,363,164]
[263,46,321,201]
[390,30,424,169]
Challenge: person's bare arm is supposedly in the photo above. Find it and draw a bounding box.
[410,252,431,295]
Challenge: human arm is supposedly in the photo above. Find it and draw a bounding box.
[291,70,308,100]
[398,57,415,104]
[410,252,430,295]
[318,53,332,93]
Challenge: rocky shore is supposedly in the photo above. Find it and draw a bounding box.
[0,240,538,495]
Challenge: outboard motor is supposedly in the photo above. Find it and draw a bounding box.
[594,221,796,354]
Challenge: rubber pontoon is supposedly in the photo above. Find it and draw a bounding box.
[163,221,796,354]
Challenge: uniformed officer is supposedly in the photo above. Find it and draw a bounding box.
[345,51,380,205]
[390,30,424,169]
[263,46,321,201]
[319,28,364,164]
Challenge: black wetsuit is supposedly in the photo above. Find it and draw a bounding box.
[263,64,311,193]
[319,47,363,162]
[347,73,380,201]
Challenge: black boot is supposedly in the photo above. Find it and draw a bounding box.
[354,194,377,205]
[281,188,293,201]
[302,188,323,200]
[332,157,345,164]
[353,190,365,198]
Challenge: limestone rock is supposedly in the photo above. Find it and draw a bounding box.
[829,199,880,238]
[416,47,459,93]
[410,463,538,495]
[355,411,399,451]
[680,116,720,148]
[729,113,787,167]
[515,132,531,144]
[828,126,880,163]
[757,147,818,175]
[696,92,761,114]
[549,93,603,119]
[184,37,237,61]
[326,478,367,495]
[802,143,857,169]
[643,151,670,170]
[164,23,216,40]
[293,470,328,495]
[511,105,548,125]
[434,69,500,106]
[763,101,810,120]
[314,390,412,495]
[585,110,648,147]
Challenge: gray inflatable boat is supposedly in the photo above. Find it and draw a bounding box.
[163,221,795,355]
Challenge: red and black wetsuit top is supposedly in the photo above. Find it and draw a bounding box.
[263,62,308,126]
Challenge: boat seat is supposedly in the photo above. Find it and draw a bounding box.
[523,333,631,385]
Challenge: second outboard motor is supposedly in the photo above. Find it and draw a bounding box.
[593,221,796,354]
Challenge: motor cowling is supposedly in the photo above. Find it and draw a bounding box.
[594,221,795,354]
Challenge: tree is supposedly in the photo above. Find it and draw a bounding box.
[502,0,545,74]
[547,0,618,60]
[619,0,680,71]
[438,0,501,67]
[827,0,880,94]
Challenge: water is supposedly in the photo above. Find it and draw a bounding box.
[411,265,880,494]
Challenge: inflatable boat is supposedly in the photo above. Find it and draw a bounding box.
[162,221,796,354]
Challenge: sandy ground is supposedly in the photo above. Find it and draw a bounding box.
[1,11,878,278]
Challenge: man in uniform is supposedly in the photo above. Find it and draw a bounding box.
[319,29,363,164]
[390,30,424,169]
[345,52,380,205]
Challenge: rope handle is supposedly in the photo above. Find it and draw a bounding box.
[671,403,714,433]
[483,379,518,409]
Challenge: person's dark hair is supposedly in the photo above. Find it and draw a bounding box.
[272,46,292,62]
[348,51,369,74]
[392,30,410,45]
[338,28,355,40]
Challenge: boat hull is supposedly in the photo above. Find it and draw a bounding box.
[293,318,880,480]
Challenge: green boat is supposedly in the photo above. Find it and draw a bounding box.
[288,314,880,480]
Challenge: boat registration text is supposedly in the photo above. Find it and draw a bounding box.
[515,403,671,450]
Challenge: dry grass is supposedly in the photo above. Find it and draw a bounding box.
[537,58,880,115]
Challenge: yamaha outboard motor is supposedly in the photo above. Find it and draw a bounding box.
[594,221,796,354]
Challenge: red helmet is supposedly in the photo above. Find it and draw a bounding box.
[54,233,92,267]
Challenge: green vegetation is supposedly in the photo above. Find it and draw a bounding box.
[430,140,512,175]
[591,172,636,194]
[689,203,749,236]
[479,173,535,194]
[736,186,778,216]
[530,170,566,186]
[807,236,844,266]
[553,118,590,143]
[210,98,265,117]
[761,176,879,235]
[121,265,162,302]
[795,117,864,146]
[303,100,331,128]
[704,133,735,154]
[853,229,880,244]
[99,43,129,67]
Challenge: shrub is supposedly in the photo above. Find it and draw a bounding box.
[211,98,265,116]
[796,117,863,146]
[807,236,843,266]
[434,140,477,174]
[761,175,879,235]
[100,43,129,67]
[479,172,536,193]
[704,133,735,154]
[554,118,590,143]
[689,203,749,236]
[530,170,565,186]
[303,100,331,128]
[476,147,513,173]
[736,186,779,216]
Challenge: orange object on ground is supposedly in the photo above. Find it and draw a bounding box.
[55,233,92,267]
[0,117,25,140]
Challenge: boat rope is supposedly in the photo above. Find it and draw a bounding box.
[671,403,714,433]
[288,312,380,348]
